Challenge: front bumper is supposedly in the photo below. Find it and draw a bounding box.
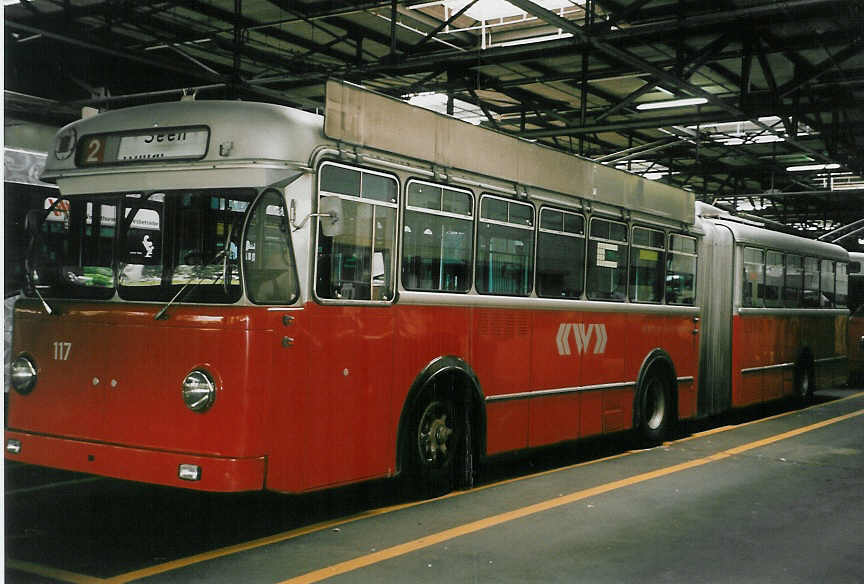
[5,430,266,492]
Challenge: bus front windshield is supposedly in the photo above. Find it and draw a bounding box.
[28,188,263,303]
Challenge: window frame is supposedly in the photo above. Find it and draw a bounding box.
[665,233,698,306]
[243,189,299,306]
[586,216,629,302]
[764,250,784,308]
[628,224,666,304]
[742,246,765,308]
[536,206,586,299]
[314,160,400,305]
[783,252,807,309]
[401,178,475,294]
[475,193,536,297]
[799,255,818,308]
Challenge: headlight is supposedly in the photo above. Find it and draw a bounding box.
[10,355,37,395]
[182,369,216,412]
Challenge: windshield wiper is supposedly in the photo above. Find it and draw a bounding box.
[30,285,54,315]
[153,249,227,320]
[23,203,63,316]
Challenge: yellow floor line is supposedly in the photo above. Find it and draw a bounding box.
[6,559,108,584]
[672,390,864,443]
[279,407,864,584]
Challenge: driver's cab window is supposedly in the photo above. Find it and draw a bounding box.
[315,162,398,302]
[244,191,298,304]
[31,195,117,299]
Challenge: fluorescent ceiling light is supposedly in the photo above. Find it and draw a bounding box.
[4,0,21,5]
[636,97,708,111]
[443,0,574,21]
[720,135,786,146]
[497,32,573,47]
[786,163,841,172]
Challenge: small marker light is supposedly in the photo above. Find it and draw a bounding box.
[178,464,202,481]
[6,439,22,454]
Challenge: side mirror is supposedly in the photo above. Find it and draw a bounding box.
[288,197,343,236]
[319,196,343,238]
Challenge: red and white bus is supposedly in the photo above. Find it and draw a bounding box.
[5,81,849,494]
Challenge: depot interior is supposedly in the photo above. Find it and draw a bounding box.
[4,0,864,296]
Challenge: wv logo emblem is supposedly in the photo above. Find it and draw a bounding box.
[555,323,608,356]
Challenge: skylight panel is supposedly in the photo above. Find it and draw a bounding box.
[406,92,489,125]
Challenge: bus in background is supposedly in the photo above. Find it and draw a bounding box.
[4,81,849,495]
[848,252,864,385]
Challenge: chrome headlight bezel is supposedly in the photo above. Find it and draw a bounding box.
[181,369,217,412]
[10,355,37,395]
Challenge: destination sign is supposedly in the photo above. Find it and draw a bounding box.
[77,126,209,166]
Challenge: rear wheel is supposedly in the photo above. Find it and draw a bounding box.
[636,372,672,446]
[795,362,815,405]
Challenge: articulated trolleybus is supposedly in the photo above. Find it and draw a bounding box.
[6,81,849,494]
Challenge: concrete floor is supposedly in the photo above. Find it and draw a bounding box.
[6,389,864,583]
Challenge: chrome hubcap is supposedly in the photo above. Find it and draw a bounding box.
[645,379,666,431]
[800,370,810,397]
[418,401,454,466]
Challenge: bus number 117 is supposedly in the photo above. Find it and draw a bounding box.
[52,341,72,361]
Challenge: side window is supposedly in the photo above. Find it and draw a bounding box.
[742,247,764,307]
[785,254,804,308]
[820,260,835,307]
[587,217,628,301]
[836,262,848,308]
[244,191,298,305]
[402,180,473,292]
[801,256,818,307]
[666,234,697,305]
[765,251,784,308]
[537,208,585,299]
[476,195,534,296]
[629,226,665,303]
[315,163,398,302]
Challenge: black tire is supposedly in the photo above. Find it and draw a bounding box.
[795,362,815,405]
[405,384,471,497]
[636,372,673,446]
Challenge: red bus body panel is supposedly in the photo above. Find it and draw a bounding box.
[731,312,847,407]
[7,300,277,491]
[7,298,698,493]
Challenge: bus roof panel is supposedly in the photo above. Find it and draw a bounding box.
[698,203,849,262]
[325,80,694,226]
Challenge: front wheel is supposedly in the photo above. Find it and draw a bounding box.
[406,387,472,497]
[636,372,673,446]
